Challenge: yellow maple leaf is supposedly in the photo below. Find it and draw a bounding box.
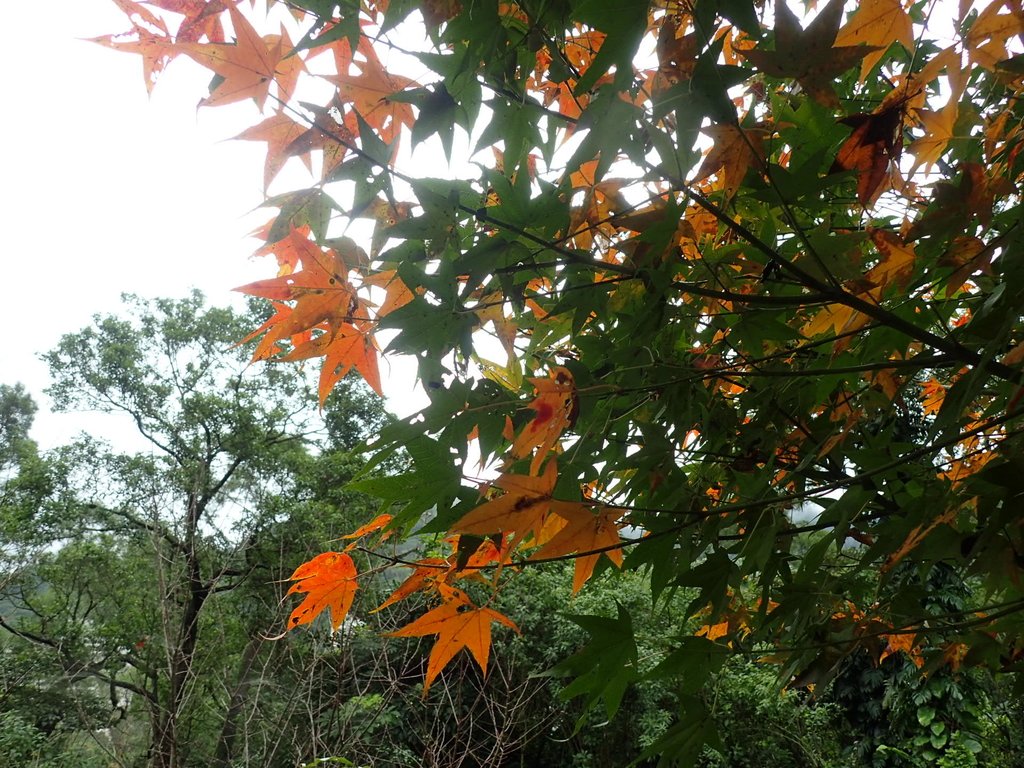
[867,229,916,289]
[909,102,959,174]
[966,2,1024,70]
[835,0,915,82]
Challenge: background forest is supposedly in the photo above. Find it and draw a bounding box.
[2,295,1023,767]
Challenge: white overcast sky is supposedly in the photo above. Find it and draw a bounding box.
[1,1,428,449]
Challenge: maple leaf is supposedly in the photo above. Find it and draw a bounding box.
[282,322,383,402]
[881,507,957,573]
[286,551,359,631]
[284,97,357,183]
[510,366,578,475]
[966,2,1024,70]
[866,228,916,289]
[529,503,624,593]
[149,0,226,43]
[740,0,879,108]
[234,113,312,192]
[452,459,560,552]
[879,631,922,666]
[800,297,868,340]
[341,513,393,553]
[265,28,304,107]
[692,123,767,201]
[835,0,914,82]
[388,589,519,695]
[908,102,959,174]
[235,229,383,399]
[325,37,417,143]
[421,0,463,30]
[374,558,450,612]
[176,5,282,109]
[472,292,519,364]
[235,301,309,360]
[90,3,174,94]
[362,269,416,318]
[235,229,359,341]
[830,102,905,206]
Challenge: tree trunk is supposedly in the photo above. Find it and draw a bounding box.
[213,634,264,767]
[150,491,210,768]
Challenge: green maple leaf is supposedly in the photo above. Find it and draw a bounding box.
[741,0,879,108]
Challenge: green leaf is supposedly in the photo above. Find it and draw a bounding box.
[552,603,638,722]
[571,0,650,94]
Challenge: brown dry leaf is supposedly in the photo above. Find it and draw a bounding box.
[831,105,905,206]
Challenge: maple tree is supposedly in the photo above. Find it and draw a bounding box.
[99,0,1024,761]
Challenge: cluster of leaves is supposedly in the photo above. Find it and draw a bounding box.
[98,0,1024,761]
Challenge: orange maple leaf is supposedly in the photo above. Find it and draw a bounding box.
[236,231,356,326]
[696,620,731,642]
[283,322,383,402]
[236,229,382,400]
[374,557,450,612]
[362,269,416,317]
[90,1,174,94]
[325,37,417,143]
[451,459,560,552]
[176,5,282,109]
[286,551,359,631]
[880,632,922,667]
[341,513,393,552]
[511,366,578,474]
[529,503,624,593]
[881,507,957,573]
[234,113,312,191]
[388,589,519,694]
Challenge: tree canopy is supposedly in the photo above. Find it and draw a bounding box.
[97,0,1024,761]
[1,294,396,767]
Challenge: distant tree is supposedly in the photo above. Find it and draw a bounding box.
[0,384,54,569]
[0,293,386,768]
